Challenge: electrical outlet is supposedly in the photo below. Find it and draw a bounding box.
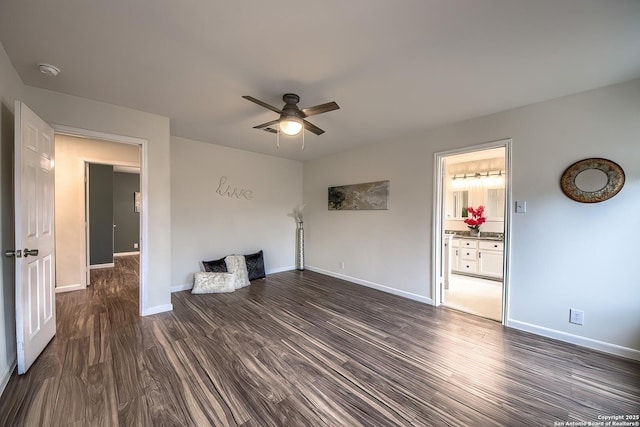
[133,243,139,249]
[569,309,584,325]
[339,261,345,269]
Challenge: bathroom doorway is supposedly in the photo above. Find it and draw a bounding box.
[433,140,511,322]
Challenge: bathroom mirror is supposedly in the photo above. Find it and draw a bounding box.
[574,169,608,192]
[485,188,505,218]
[444,149,506,220]
[560,158,625,203]
[445,187,505,219]
[445,191,468,218]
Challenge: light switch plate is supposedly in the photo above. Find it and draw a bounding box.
[570,309,584,325]
[515,201,527,213]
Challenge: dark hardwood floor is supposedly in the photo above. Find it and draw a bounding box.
[1,256,639,426]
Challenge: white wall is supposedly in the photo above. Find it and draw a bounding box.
[21,86,173,315]
[55,135,140,291]
[304,146,434,303]
[0,40,23,395]
[170,136,303,290]
[304,78,640,359]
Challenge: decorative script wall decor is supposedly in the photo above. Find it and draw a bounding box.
[216,176,254,200]
[328,180,389,210]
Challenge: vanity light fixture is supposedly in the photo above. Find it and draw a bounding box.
[451,170,505,189]
[483,170,505,187]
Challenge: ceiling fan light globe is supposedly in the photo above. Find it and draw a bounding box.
[280,119,302,136]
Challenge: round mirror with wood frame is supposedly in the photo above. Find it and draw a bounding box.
[560,158,625,203]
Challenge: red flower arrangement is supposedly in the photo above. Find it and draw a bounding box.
[464,206,486,232]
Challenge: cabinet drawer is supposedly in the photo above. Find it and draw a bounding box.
[479,240,504,251]
[460,249,477,260]
[458,260,477,273]
[459,239,478,249]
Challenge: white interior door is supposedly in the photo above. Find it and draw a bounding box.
[14,101,56,375]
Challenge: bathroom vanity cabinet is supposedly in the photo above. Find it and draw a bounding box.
[452,237,503,280]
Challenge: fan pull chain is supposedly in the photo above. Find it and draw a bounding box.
[276,129,280,149]
[302,123,305,151]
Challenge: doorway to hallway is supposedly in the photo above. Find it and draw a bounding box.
[54,133,142,293]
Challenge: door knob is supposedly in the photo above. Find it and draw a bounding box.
[4,249,22,258]
[23,249,39,257]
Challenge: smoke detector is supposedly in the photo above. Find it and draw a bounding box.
[38,63,61,76]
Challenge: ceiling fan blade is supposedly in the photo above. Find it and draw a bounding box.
[263,127,278,134]
[253,119,280,130]
[242,96,282,114]
[303,120,325,135]
[301,101,339,118]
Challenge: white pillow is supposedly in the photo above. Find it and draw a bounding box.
[225,255,250,289]
[191,272,236,294]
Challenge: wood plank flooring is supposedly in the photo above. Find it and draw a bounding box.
[1,255,639,426]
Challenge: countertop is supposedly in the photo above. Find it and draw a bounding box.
[445,232,504,242]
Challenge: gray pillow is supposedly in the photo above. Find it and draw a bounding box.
[245,250,266,281]
[202,257,228,273]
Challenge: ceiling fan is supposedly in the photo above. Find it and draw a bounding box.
[243,93,340,136]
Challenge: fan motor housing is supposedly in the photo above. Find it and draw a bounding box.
[282,93,300,104]
[281,93,304,119]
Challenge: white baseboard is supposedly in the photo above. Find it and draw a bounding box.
[0,359,16,397]
[55,283,85,293]
[507,319,640,362]
[89,263,114,270]
[114,251,140,257]
[141,303,173,316]
[171,284,192,293]
[267,265,296,274]
[305,266,433,305]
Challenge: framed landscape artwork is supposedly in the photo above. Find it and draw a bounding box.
[328,180,389,210]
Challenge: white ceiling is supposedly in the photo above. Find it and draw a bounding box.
[1,1,639,161]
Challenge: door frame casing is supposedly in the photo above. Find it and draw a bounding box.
[432,138,513,324]
[52,125,148,316]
